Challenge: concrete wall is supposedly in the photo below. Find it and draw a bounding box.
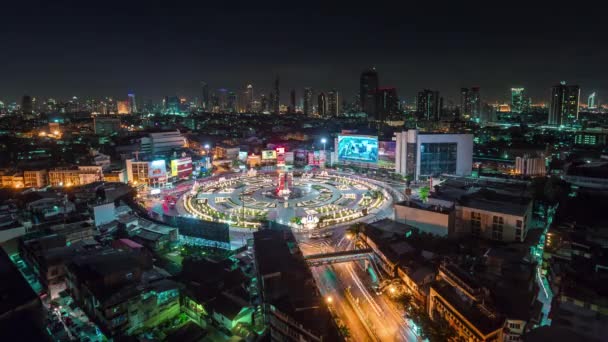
[394,204,452,237]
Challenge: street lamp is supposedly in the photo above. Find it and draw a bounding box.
[325,296,333,304]
[321,138,327,152]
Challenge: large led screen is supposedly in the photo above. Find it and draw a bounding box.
[337,135,378,164]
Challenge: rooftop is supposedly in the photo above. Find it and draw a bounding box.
[0,248,40,317]
[253,228,340,340]
[432,280,504,337]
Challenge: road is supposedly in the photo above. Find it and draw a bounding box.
[298,235,419,342]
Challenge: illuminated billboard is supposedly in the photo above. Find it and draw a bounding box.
[149,160,167,178]
[170,157,192,179]
[337,135,378,164]
[262,150,277,160]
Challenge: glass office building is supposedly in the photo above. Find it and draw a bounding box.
[419,143,458,176]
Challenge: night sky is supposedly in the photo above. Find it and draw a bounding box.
[2,1,607,105]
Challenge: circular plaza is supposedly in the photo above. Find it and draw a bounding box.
[182,170,397,230]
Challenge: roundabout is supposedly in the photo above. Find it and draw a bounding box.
[182,169,398,231]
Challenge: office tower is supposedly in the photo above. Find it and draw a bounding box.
[416,89,441,121]
[549,81,580,126]
[460,87,481,121]
[376,87,399,121]
[511,88,525,113]
[217,88,228,111]
[244,84,253,112]
[317,92,327,117]
[470,87,481,120]
[260,94,268,113]
[273,77,280,114]
[360,68,379,119]
[227,92,237,113]
[303,88,313,116]
[290,89,296,113]
[201,82,209,111]
[21,95,33,115]
[127,92,137,113]
[327,89,339,116]
[588,92,597,109]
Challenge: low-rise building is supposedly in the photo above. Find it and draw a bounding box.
[24,170,47,188]
[48,166,103,187]
[0,248,48,341]
[65,249,180,336]
[429,264,505,342]
[254,227,341,341]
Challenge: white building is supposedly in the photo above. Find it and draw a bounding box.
[143,130,186,155]
[395,130,473,180]
[125,159,167,187]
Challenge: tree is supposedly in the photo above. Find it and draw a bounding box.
[338,324,351,339]
[419,186,430,202]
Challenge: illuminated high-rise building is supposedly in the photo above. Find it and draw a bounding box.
[245,84,253,112]
[416,89,441,121]
[303,88,313,116]
[273,77,280,114]
[360,68,379,119]
[327,89,339,116]
[460,87,481,120]
[127,92,137,113]
[588,92,597,109]
[511,88,525,113]
[317,92,327,117]
[549,81,580,126]
[201,81,210,111]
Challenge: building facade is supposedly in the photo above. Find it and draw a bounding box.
[48,166,103,187]
[417,89,441,121]
[394,130,473,180]
[548,81,580,126]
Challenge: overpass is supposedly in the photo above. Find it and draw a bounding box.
[304,248,373,266]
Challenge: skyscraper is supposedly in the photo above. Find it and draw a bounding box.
[327,89,339,116]
[317,92,327,117]
[21,95,33,116]
[360,68,379,119]
[201,82,210,111]
[273,77,280,114]
[303,88,313,116]
[588,92,597,109]
[511,88,525,113]
[416,89,440,121]
[376,87,399,122]
[227,92,238,113]
[290,89,296,113]
[260,94,268,113]
[549,81,580,126]
[244,84,253,112]
[128,92,137,114]
[460,87,481,121]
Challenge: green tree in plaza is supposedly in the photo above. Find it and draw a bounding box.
[419,186,430,202]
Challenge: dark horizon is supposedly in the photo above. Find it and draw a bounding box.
[1,1,607,105]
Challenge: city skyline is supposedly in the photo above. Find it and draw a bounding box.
[1,2,607,103]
